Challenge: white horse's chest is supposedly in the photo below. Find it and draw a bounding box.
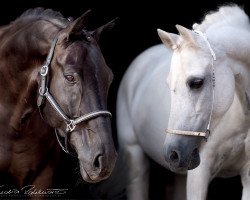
[201,129,248,177]
[200,91,250,175]
[127,45,172,167]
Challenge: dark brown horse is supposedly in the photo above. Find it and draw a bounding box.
[0,7,117,191]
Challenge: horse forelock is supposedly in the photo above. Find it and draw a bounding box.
[193,4,250,32]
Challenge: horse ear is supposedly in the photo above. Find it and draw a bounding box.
[157,29,179,50]
[91,18,118,42]
[65,9,91,36]
[175,24,196,45]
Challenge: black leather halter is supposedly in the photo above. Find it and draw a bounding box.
[37,36,112,156]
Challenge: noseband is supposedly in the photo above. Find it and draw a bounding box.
[166,29,216,140]
[37,36,112,155]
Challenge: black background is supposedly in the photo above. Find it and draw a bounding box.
[0,0,249,199]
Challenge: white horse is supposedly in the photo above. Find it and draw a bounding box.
[161,5,250,200]
[92,4,250,200]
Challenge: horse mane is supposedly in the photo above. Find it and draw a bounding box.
[193,4,250,32]
[13,7,70,28]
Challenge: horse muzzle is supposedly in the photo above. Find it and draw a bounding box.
[163,133,202,172]
[70,129,117,183]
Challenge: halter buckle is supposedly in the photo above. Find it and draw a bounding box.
[40,65,49,76]
[39,87,48,96]
[205,129,210,140]
[66,120,76,132]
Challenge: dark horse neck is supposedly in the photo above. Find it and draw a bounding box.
[0,12,68,131]
[0,9,69,187]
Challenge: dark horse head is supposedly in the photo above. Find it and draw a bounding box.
[0,8,117,183]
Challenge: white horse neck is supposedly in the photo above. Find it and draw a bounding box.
[204,12,250,116]
[212,31,250,122]
[195,5,250,80]
[207,27,250,65]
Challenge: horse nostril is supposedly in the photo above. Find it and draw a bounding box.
[188,148,200,169]
[169,150,179,163]
[191,148,199,157]
[93,154,103,169]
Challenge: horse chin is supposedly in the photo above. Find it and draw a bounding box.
[167,155,200,173]
[79,162,110,183]
[168,165,188,173]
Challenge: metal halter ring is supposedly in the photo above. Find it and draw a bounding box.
[40,65,49,76]
[39,87,48,96]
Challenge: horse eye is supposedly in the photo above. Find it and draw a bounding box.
[65,75,75,82]
[188,78,204,89]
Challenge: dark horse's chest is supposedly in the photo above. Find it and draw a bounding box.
[0,111,60,188]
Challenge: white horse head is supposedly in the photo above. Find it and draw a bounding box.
[158,5,250,172]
